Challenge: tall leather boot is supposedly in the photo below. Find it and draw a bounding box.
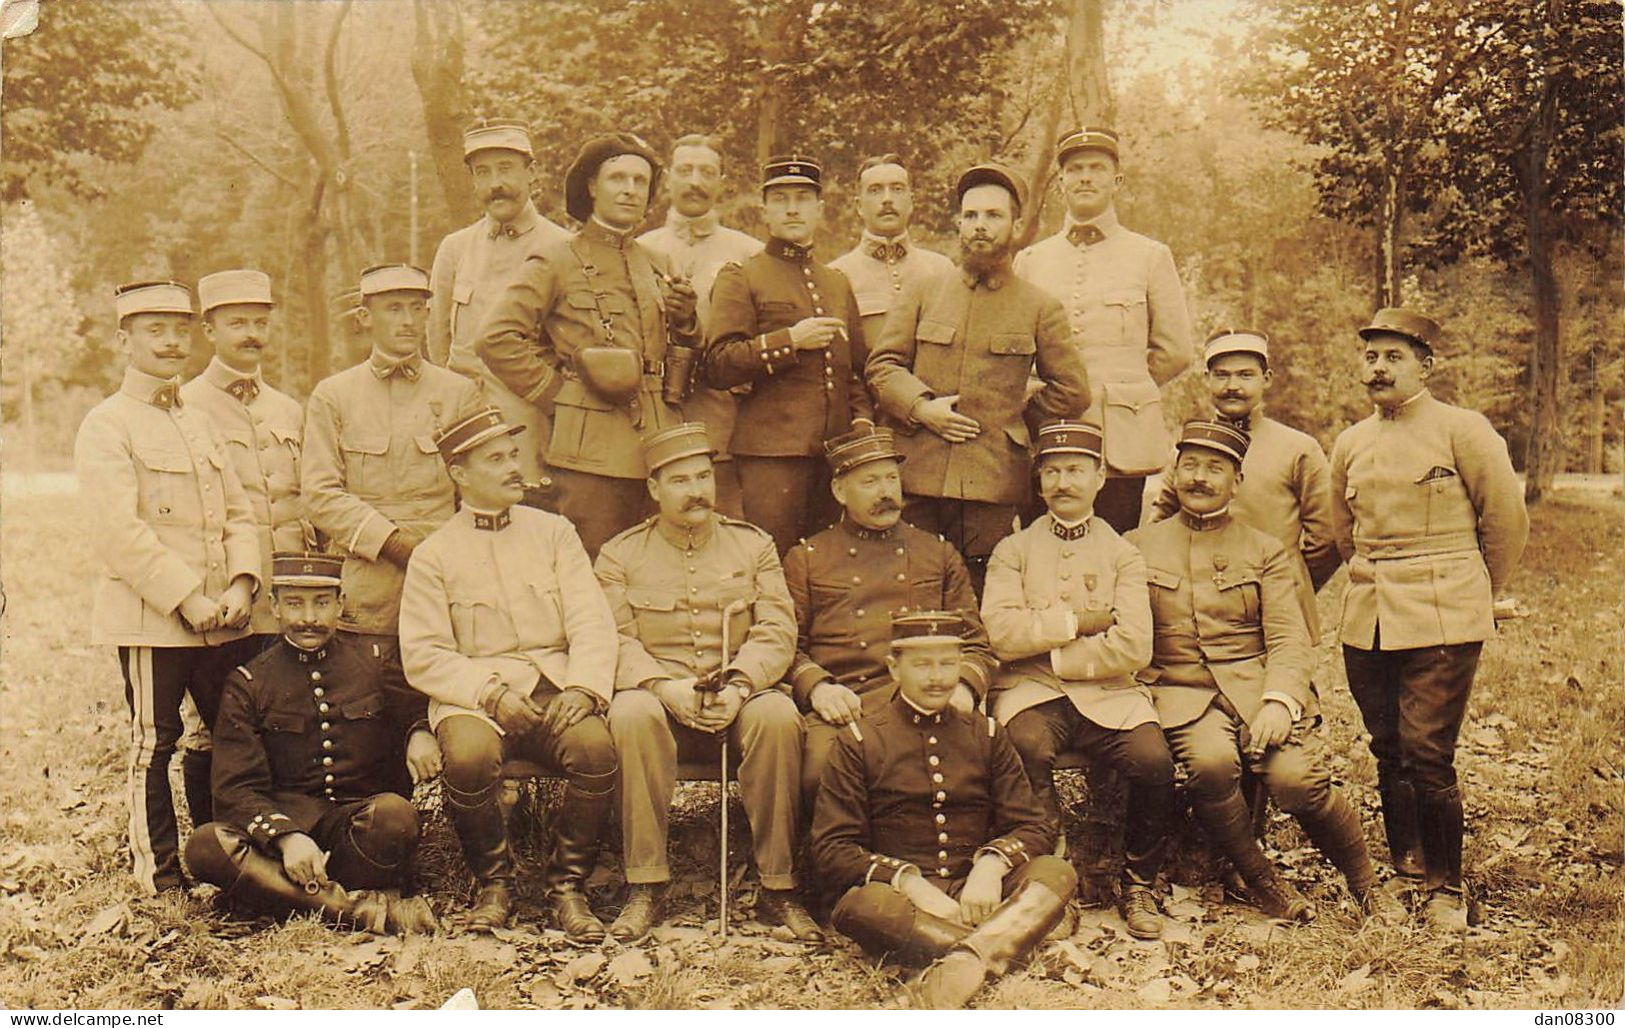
[1296,791,1405,922]
[911,871,1071,1009]
[1417,785,1467,930]
[444,777,515,932]
[1378,777,1425,879]
[185,823,424,934]
[1193,791,1311,921]
[831,882,971,965]
[545,772,615,943]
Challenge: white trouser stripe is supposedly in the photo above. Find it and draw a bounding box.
[126,647,160,894]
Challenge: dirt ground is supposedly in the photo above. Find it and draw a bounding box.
[1,489,1619,1010]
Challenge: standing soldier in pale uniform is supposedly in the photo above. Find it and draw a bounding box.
[302,264,482,693]
[428,118,569,483]
[867,164,1089,591]
[1330,308,1528,929]
[178,269,309,824]
[703,155,873,556]
[477,132,698,556]
[639,133,763,517]
[829,154,954,343]
[75,280,263,893]
[1149,329,1339,639]
[1014,128,1193,533]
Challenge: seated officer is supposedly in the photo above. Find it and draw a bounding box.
[812,611,1077,1010]
[1126,422,1405,922]
[596,423,820,943]
[399,409,620,940]
[980,422,1176,940]
[783,425,995,808]
[186,553,438,935]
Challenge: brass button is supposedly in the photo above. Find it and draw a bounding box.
[932,772,943,784]
[322,756,334,767]
[928,755,940,767]
[322,740,333,750]
[938,832,948,843]
[318,703,330,713]
[935,813,946,825]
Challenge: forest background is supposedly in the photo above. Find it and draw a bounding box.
[1,0,1620,506]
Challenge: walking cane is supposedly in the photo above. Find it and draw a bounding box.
[704,598,749,939]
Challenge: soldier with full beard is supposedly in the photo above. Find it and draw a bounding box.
[865,164,1090,594]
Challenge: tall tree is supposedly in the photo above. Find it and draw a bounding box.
[1428,0,1622,500]
[0,0,195,200]
[411,0,475,229]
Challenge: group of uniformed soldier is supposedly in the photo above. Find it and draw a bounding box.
[73,119,1530,1008]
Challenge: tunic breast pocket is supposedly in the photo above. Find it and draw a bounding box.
[1101,291,1148,348]
[269,423,301,486]
[262,711,308,779]
[1144,566,1182,617]
[338,432,389,494]
[131,443,196,524]
[757,300,800,333]
[449,597,509,655]
[625,587,681,638]
[1219,571,1262,624]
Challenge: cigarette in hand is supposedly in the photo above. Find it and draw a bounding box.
[848,722,864,742]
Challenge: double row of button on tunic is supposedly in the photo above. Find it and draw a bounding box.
[810,693,1052,893]
[703,237,873,459]
[211,634,427,847]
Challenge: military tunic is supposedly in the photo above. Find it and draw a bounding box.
[1125,511,1316,730]
[596,513,805,888]
[212,633,426,845]
[398,505,619,733]
[829,233,955,344]
[1329,390,1528,652]
[475,219,689,481]
[1149,413,1337,641]
[811,693,1052,891]
[1013,210,1193,478]
[301,353,482,635]
[428,201,571,481]
[866,264,1089,506]
[980,515,1157,730]
[181,357,308,635]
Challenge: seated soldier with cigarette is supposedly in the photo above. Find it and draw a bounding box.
[186,552,439,935]
[813,611,1077,1009]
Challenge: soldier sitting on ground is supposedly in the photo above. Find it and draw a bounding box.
[186,552,438,935]
[812,611,1077,1009]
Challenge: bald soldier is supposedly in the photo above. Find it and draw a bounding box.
[1014,128,1193,533]
[782,425,995,807]
[1330,308,1528,930]
[596,424,822,943]
[476,132,698,556]
[302,264,483,698]
[75,280,263,893]
[639,133,764,517]
[428,118,570,483]
[829,154,955,343]
[1149,329,1339,640]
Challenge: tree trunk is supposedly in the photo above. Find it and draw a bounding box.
[411,0,475,228]
[300,179,334,390]
[1016,75,1066,250]
[1375,163,1404,308]
[1065,0,1113,126]
[1519,141,1560,503]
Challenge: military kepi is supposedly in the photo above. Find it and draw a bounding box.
[1175,419,1250,465]
[358,264,431,297]
[955,163,1027,213]
[198,269,274,314]
[1035,420,1103,461]
[115,280,194,321]
[1359,307,1440,352]
[642,422,715,474]
[435,407,525,462]
[890,610,967,648]
[824,424,904,477]
[762,154,822,192]
[463,117,533,160]
[1204,327,1270,368]
[271,551,344,589]
[1056,126,1120,165]
[564,132,662,222]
